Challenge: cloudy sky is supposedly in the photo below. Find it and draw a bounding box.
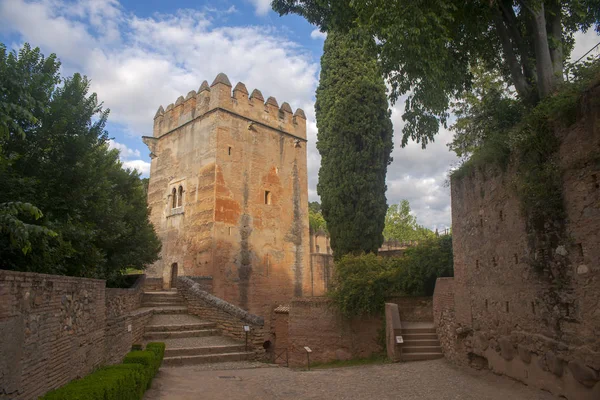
[1,0,598,230]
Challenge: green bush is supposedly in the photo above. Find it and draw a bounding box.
[328,236,453,317]
[123,350,158,389]
[41,343,165,399]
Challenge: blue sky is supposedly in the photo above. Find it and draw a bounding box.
[1,0,598,230]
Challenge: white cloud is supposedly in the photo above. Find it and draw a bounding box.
[247,0,272,16]
[122,159,151,175]
[310,29,326,40]
[569,29,600,62]
[108,139,141,159]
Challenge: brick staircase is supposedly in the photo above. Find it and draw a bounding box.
[400,322,443,362]
[141,290,252,366]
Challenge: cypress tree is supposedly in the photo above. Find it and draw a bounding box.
[316,30,393,258]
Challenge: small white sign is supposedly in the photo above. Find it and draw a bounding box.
[243,325,250,332]
[127,324,132,332]
[304,346,312,353]
[395,336,403,344]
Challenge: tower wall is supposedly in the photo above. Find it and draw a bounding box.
[143,73,310,319]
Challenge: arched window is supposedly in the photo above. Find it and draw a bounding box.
[171,188,177,208]
[177,186,183,207]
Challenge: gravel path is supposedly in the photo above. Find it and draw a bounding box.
[144,359,558,400]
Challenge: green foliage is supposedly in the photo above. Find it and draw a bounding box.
[316,30,393,258]
[41,343,166,400]
[329,236,453,317]
[273,0,600,147]
[0,202,56,254]
[0,43,161,282]
[383,200,435,242]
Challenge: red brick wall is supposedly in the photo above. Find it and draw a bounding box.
[287,298,383,367]
[271,311,289,365]
[0,271,152,399]
[447,85,600,399]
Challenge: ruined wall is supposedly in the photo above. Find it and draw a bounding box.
[447,85,600,399]
[270,307,289,365]
[286,298,383,367]
[0,271,151,399]
[143,73,311,324]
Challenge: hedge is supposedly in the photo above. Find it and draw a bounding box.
[41,343,165,399]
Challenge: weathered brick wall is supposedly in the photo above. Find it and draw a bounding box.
[177,277,267,359]
[105,274,145,318]
[309,253,333,296]
[0,270,106,400]
[447,85,600,399]
[0,271,153,399]
[287,297,383,367]
[270,309,289,365]
[387,296,433,322]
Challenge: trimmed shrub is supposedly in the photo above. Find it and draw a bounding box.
[41,343,166,399]
[123,350,157,389]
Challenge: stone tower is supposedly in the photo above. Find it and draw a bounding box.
[142,73,311,318]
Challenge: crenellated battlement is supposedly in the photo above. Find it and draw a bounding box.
[152,72,306,140]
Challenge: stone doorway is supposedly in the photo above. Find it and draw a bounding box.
[170,263,178,290]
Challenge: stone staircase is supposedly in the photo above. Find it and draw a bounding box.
[141,290,252,366]
[400,322,443,362]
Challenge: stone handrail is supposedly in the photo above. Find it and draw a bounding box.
[177,276,264,326]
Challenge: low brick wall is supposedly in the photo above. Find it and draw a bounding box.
[0,270,153,399]
[388,296,433,322]
[177,277,267,359]
[287,297,383,367]
[105,274,145,318]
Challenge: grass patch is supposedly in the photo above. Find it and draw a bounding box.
[308,354,389,370]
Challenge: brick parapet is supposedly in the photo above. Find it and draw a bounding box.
[105,274,145,319]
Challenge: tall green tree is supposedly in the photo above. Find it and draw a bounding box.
[316,30,393,258]
[383,200,434,242]
[273,0,600,147]
[0,44,161,283]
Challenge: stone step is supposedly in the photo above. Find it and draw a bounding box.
[148,307,188,314]
[163,352,252,367]
[165,344,247,357]
[143,296,184,301]
[402,346,442,354]
[402,352,444,361]
[403,339,441,347]
[146,322,216,332]
[401,327,436,334]
[142,301,185,308]
[144,290,178,295]
[401,333,438,341]
[143,329,220,340]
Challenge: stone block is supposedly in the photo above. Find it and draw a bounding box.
[517,345,531,364]
[568,359,599,388]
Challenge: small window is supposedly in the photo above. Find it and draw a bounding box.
[264,190,272,205]
[316,245,320,253]
[499,210,503,221]
[228,146,232,156]
[177,186,183,207]
[505,301,510,313]
[228,227,233,236]
[172,188,177,208]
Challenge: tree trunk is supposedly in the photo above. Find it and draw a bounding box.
[546,0,564,84]
[500,1,535,85]
[522,1,555,98]
[493,10,532,99]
